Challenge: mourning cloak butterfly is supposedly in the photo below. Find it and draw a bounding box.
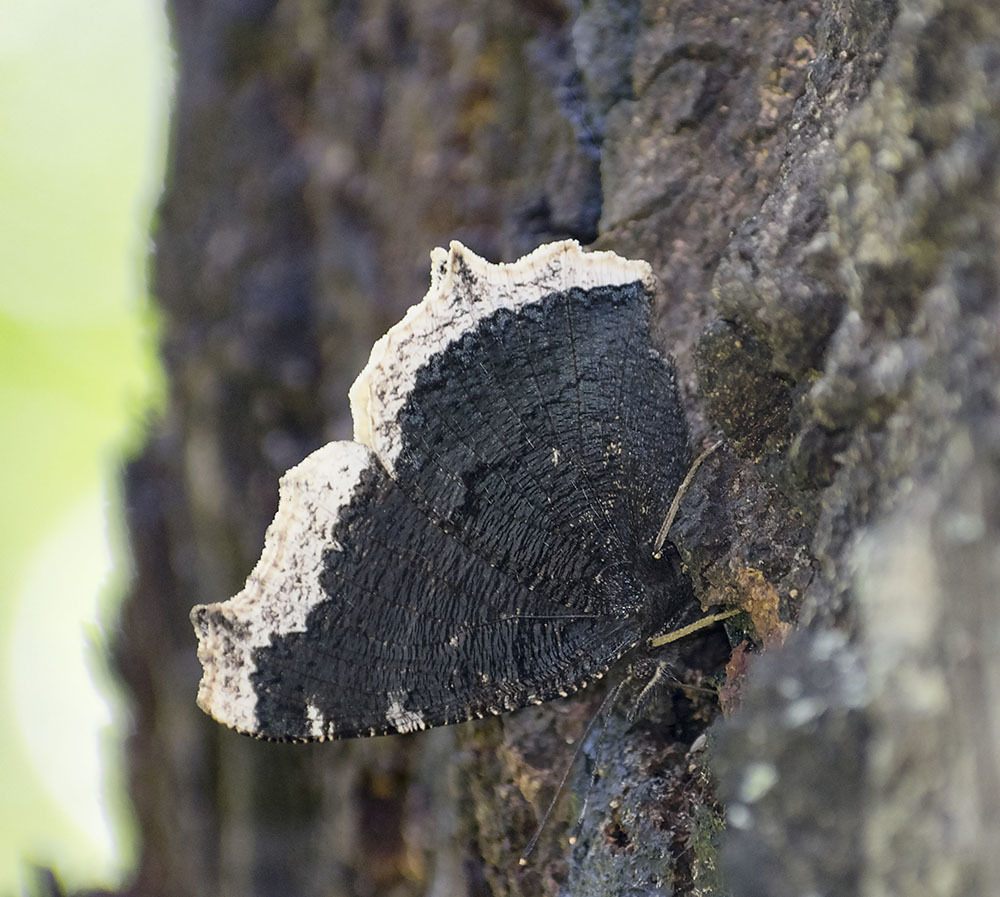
[192,240,705,741]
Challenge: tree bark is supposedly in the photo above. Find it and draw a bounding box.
[108,1,1000,895]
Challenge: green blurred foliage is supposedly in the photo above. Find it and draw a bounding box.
[0,0,169,890]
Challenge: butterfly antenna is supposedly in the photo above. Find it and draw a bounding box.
[566,658,681,848]
[518,679,626,866]
[652,440,721,558]
[565,679,631,851]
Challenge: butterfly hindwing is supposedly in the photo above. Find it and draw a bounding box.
[193,442,643,740]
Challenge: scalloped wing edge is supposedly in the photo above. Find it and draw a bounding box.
[349,240,654,470]
[191,441,373,735]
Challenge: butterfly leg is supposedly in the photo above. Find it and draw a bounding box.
[651,439,721,558]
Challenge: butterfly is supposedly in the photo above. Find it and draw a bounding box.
[191,239,718,742]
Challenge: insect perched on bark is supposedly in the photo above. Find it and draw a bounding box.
[192,240,735,745]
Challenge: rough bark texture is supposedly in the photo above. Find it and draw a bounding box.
[104,0,1000,896]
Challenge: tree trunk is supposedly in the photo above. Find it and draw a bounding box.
[109,1,1000,895]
